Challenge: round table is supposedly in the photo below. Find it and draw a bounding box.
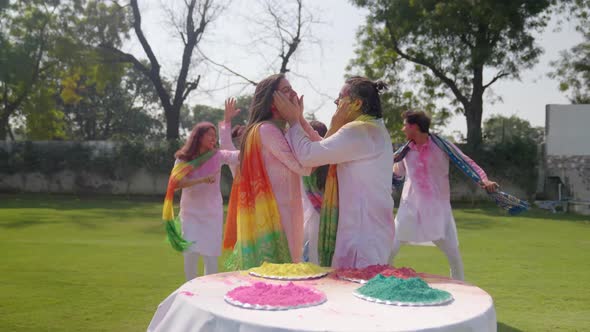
[147,272,496,332]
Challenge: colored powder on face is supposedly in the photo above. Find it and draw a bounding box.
[226,282,325,306]
[357,275,452,303]
[250,262,327,277]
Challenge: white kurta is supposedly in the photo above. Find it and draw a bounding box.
[178,150,239,257]
[178,124,239,257]
[394,137,488,246]
[287,120,395,269]
[301,185,320,264]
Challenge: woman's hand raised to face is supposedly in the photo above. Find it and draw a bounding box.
[273,92,304,126]
[224,98,241,123]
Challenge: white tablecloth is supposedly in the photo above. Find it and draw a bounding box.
[148,272,496,332]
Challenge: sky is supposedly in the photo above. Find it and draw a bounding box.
[124,0,584,137]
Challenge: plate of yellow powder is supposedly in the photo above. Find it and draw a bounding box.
[248,262,329,280]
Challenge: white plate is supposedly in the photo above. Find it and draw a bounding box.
[337,275,368,284]
[224,293,327,311]
[338,274,419,284]
[352,290,454,307]
[248,270,329,280]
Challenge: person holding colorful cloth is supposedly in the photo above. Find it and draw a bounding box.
[391,111,529,281]
[221,74,319,270]
[162,109,241,280]
[274,76,395,269]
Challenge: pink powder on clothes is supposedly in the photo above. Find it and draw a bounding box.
[226,282,325,307]
[415,142,433,199]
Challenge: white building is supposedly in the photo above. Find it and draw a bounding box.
[542,104,590,215]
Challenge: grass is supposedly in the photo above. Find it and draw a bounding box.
[0,194,589,331]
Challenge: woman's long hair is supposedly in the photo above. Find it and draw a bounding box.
[175,122,216,161]
[238,73,285,168]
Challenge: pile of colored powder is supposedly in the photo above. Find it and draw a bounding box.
[250,262,327,277]
[226,282,325,306]
[380,267,418,279]
[357,275,452,303]
[336,264,391,280]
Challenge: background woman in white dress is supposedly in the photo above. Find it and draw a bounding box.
[175,100,240,280]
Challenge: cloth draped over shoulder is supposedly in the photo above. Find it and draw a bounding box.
[222,123,292,270]
[392,133,529,215]
[162,150,217,252]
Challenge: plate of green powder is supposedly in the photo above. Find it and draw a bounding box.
[353,275,454,306]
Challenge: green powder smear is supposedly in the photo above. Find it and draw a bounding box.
[357,275,452,303]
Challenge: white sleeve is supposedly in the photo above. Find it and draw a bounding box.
[286,122,380,167]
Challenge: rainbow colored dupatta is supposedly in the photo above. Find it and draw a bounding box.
[223,123,292,270]
[318,164,338,266]
[302,171,323,213]
[162,150,216,252]
[318,115,379,267]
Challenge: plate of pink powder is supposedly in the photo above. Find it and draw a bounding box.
[336,265,419,284]
[224,282,327,310]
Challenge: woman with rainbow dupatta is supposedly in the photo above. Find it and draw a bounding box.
[275,77,395,269]
[165,99,241,280]
[222,74,319,270]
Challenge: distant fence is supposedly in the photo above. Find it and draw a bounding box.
[0,140,532,201]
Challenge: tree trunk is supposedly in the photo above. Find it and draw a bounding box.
[465,103,483,148]
[465,66,484,147]
[0,113,10,140]
[165,105,180,140]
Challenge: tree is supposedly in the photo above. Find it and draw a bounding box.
[59,66,164,140]
[181,104,223,133]
[549,0,590,103]
[0,0,58,140]
[347,33,451,142]
[101,0,222,140]
[0,0,130,140]
[233,95,252,125]
[180,95,251,136]
[256,0,318,74]
[350,0,556,147]
[550,33,590,104]
[20,86,67,140]
[200,0,319,84]
[483,115,544,145]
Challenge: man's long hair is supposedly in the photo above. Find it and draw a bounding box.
[345,76,388,118]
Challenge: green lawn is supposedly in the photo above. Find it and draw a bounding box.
[1,194,589,331]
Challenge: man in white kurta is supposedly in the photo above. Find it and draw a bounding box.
[391,111,498,281]
[286,119,394,268]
